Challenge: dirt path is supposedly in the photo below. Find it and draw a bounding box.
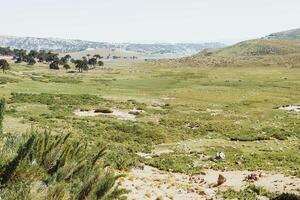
[119,165,300,200]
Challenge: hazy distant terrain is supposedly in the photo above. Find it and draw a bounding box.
[0,35,225,57]
[0,36,110,52]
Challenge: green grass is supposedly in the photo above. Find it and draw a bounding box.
[0,59,300,197]
[220,185,300,200]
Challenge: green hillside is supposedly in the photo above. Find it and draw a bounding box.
[265,28,300,40]
[215,39,300,56]
[178,39,300,67]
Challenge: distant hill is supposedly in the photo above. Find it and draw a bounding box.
[0,35,225,57]
[123,43,225,56]
[178,39,300,67]
[60,48,145,60]
[264,28,300,41]
[0,36,110,52]
[210,39,300,56]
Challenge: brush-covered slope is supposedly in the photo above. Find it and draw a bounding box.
[214,39,300,56]
[178,39,300,67]
[265,28,300,41]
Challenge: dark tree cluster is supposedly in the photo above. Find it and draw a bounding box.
[48,55,73,70]
[72,54,104,73]
[0,47,62,66]
[0,46,104,72]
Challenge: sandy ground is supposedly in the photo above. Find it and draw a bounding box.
[119,165,300,200]
[278,105,300,112]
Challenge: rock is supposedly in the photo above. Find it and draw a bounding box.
[214,152,225,160]
[199,188,216,198]
[246,173,258,181]
[217,174,226,186]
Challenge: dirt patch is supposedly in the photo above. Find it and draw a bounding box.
[119,165,300,200]
[74,108,139,121]
[277,105,300,112]
[136,149,175,159]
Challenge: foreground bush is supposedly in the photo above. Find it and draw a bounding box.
[0,131,127,200]
[0,101,127,200]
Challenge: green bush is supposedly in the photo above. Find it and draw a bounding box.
[145,154,202,175]
[0,131,127,200]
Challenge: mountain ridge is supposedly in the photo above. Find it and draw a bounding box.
[0,35,225,56]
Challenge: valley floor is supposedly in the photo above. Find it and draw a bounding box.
[0,60,300,199]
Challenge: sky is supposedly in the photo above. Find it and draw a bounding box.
[0,0,299,44]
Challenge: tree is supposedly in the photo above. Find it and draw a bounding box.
[49,61,59,70]
[46,51,59,63]
[27,57,36,65]
[59,57,67,65]
[64,54,72,61]
[37,50,47,63]
[88,58,97,69]
[15,57,22,64]
[0,47,13,56]
[63,64,71,70]
[70,58,76,64]
[13,49,27,61]
[75,60,88,73]
[93,54,103,60]
[82,56,88,63]
[28,50,39,58]
[98,60,104,67]
[0,59,10,73]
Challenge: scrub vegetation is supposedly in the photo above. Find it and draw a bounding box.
[0,38,300,199]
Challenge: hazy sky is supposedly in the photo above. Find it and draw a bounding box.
[0,0,299,43]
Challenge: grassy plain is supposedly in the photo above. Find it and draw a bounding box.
[0,59,300,199]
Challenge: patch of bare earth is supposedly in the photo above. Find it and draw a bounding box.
[277,105,300,112]
[74,108,140,121]
[119,165,300,200]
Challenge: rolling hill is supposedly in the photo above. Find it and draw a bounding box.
[207,39,300,56]
[178,38,300,67]
[264,28,300,41]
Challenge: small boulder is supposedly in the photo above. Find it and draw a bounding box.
[246,173,258,181]
[217,174,226,186]
[212,152,225,160]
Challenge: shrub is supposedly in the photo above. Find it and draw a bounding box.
[94,108,113,114]
[0,118,127,200]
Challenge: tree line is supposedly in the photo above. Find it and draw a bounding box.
[0,47,104,73]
